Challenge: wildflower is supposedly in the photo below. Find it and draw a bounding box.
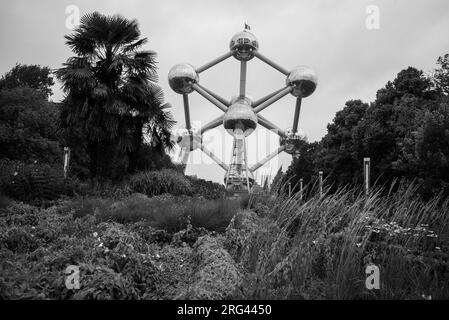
[93,232,98,238]
[155,253,161,259]
[421,294,432,300]
[98,242,103,248]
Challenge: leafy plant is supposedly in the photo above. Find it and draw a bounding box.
[128,169,193,197]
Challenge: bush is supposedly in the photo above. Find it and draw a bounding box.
[128,169,192,197]
[0,159,75,205]
[68,194,241,233]
[0,203,159,300]
[186,176,226,199]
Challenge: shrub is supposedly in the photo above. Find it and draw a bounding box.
[0,192,11,209]
[0,203,160,300]
[85,194,241,233]
[0,159,75,205]
[186,176,226,199]
[128,169,192,197]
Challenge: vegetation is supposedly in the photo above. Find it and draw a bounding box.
[56,12,175,180]
[284,58,449,200]
[0,10,448,300]
[233,182,449,299]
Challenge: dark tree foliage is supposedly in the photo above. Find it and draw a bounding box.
[0,64,54,99]
[284,140,320,194]
[434,54,449,95]
[0,86,61,164]
[284,56,449,199]
[271,166,284,189]
[56,12,175,180]
[317,100,368,187]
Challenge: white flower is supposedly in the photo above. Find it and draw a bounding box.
[93,232,98,238]
[98,242,103,248]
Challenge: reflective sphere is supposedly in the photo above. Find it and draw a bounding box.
[280,129,307,155]
[175,128,201,151]
[286,66,318,97]
[223,98,258,137]
[229,30,259,61]
[168,63,199,94]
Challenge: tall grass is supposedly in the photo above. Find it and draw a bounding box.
[66,194,243,233]
[241,181,449,299]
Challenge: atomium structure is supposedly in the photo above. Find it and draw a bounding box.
[168,27,317,193]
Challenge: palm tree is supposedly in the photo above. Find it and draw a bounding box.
[56,12,174,178]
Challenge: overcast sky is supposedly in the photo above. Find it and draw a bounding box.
[1,0,449,184]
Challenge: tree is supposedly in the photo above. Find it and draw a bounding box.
[284,140,321,194]
[0,64,54,99]
[56,12,175,179]
[271,166,284,189]
[317,100,368,187]
[283,60,448,198]
[434,54,449,95]
[0,85,61,164]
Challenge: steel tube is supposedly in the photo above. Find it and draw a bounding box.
[182,94,191,130]
[292,97,302,133]
[253,87,288,107]
[239,61,247,97]
[257,115,286,138]
[192,83,228,112]
[253,86,292,113]
[196,51,233,74]
[200,115,224,135]
[249,146,286,172]
[254,51,289,75]
[200,86,230,107]
[200,144,229,171]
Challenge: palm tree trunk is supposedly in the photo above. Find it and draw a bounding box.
[127,120,144,173]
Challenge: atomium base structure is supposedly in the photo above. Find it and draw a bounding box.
[169,27,317,193]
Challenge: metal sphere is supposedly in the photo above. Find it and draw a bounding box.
[175,128,201,151]
[280,129,307,155]
[223,98,258,137]
[168,63,199,94]
[286,66,318,97]
[229,30,259,61]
